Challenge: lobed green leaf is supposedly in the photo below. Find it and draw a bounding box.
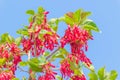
[88,72,98,80]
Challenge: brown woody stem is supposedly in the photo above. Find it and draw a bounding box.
[18,66,29,73]
[46,46,60,60]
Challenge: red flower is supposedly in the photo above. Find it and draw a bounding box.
[13,54,21,66]
[31,37,44,56]
[28,22,33,29]
[10,43,20,53]
[22,38,33,53]
[38,63,57,80]
[71,74,86,80]
[2,50,9,59]
[68,54,79,64]
[79,51,92,67]
[60,60,73,78]
[9,66,17,74]
[43,11,49,24]
[38,71,56,80]
[71,50,92,67]
[0,71,15,80]
[44,33,59,51]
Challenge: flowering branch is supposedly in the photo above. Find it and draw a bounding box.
[1,7,117,80]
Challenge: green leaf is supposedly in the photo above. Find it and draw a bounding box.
[22,76,27,80]
[48,18,59,32]
[83,63,94,71]
[55,53,65,59]
[28,58,43,72]
[56,75,62,80]
[49,18,58,24]
[50,48,68,61]
[73,9,82,24]
[38,7,45,14]
[0,58,6,66]
[19,61,28,67]
[69,60,76,71]
[59,48,68,56]
[88,72,98,80]
[6,34,14,43]
[50,25,58,32]
[17,29,29,36]
[109,70,118,80]
[39,55,46,65]
[40,29,52,35]
[26,10,35,15]
[12,78,19,80]
[30,58,39,63]
[80,11,91,24]
[52,51,65,59]
[0,33,14,44]
[15,37,22,46]
[74,69,81,75]
[97,67,105,80]
[58,16,65,22]
[64,14,74,26]
[28,16,33,23]
[28,60,42,72]
[83,20,99,32]
[43,51,50,57]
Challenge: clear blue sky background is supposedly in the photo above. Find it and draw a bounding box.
[0,0,120,79]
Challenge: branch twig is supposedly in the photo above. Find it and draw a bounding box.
[46,46,60,60]
[18,66,29,73]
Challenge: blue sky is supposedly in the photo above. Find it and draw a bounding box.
[0,0,120,79]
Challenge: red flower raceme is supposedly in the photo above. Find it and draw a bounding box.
[61,25,92,66]
[22,38,33,53]
[38,63,57,80]
[60,60,73,78]
[44,33,59,51]
[31,37,44,56]
[0,43,21,75]
[79,51,92,67]
[70,50,92,67]
[61,25,92,53]
[22,11,59,56]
